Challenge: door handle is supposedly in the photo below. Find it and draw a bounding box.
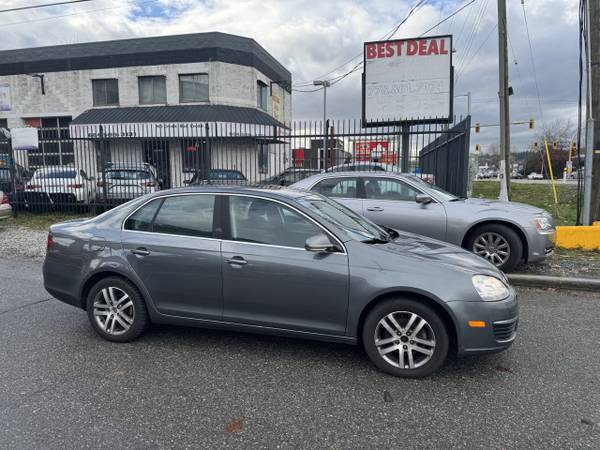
[366,206,384,212]
[226,256,247,266]
[130,247,150,256]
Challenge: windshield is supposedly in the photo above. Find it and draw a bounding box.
[409,177,458,201]
[107,170,151,180]
[297,194,390,242]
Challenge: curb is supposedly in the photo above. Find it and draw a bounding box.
[508,274,600,292]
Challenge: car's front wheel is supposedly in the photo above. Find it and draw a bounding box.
[86,277,149,342]
[466,223,523,272]
[362,298,449,378]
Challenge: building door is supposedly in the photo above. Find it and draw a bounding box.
[143,140,171,188]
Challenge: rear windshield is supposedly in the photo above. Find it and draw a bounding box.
[106,170,151,180]
[36,170,76,179]
[209,170,245,180]
[0,168,10,181]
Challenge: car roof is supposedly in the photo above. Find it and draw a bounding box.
[147,184,313,201]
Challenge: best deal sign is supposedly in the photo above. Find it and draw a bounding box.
[363,35,453,126]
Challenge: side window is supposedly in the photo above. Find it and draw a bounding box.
[153,195,215,237]
[364,178,422,201]
[313,178,358,198]
[229,196,322,248]
[124,199,162,232]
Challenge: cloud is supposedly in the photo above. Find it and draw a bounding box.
[0,0,580,151]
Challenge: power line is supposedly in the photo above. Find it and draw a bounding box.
[419,0,477,37]
[0,0,93,14]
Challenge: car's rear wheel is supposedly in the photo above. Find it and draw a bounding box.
[362,298,449,378]
[86,277,149,342]
[467,223,523,272]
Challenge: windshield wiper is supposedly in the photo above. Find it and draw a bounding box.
[361,237,390,244]
[449,197,466,202]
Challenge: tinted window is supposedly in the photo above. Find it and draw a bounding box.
[229,196,322,249]
[153,195,215,237]
[107,170,151,180]
[313,177,358,198]
[364,177,422,201]
[124,199,161,232]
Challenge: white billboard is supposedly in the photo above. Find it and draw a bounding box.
[11,127,39,151]
[362,35,453,126]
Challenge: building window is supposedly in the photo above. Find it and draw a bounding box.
[139,76,167,105]
[179,74,209,103]
[26,117,74,168]
[92,79,119,106]
[258,143,269,174]
[257,80,268,111]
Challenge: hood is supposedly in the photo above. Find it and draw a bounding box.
[365,230,507,279]
[457,198,546,215]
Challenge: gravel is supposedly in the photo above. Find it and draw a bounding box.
[0,223,47,260]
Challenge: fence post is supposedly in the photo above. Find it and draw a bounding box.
[7,136,18,218]
[401,123,410,173]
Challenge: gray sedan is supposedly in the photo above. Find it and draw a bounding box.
[44,186,518,378]
[291,172,556,272]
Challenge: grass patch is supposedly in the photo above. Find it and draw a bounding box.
[472,181,578,226]
[1,212,90,231]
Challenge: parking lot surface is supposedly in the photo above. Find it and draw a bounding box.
[1,258,600,449]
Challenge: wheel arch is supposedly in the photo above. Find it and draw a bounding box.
[79,269,149,311]
[461,219,529,262]
[356,290,460,354]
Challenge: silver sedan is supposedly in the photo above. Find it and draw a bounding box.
[291,172,556,272]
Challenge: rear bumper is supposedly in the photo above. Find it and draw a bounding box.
[0,204,11,219]
[448,291,519,356]
[43,256,82,309]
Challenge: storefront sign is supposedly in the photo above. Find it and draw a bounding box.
[272,95,281,122]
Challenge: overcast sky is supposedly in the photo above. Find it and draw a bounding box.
[1,0,580,151]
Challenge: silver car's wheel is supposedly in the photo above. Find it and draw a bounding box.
[374,311,436,369]
[93,286,135,336]
[472,232,510,267]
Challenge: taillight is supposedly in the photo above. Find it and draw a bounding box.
[46,232,54,253]
[144,181,156,187]
[0,193,8,204]
[26,184,42,190]
[67,183,83,189]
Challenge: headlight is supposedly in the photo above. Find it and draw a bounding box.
[472,275,510,301]
[532,216,554,233]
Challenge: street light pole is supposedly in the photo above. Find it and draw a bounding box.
[313,80,331,171]
[455,92,472,116]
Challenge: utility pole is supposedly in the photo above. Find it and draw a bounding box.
[586,0,600,224]
[497,0,511,201]
[313,80,331,171]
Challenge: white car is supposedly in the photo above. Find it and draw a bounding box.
[26,166,95,207]
[527,172,544,180]
[96,162,159,205]
[0,190,11,220]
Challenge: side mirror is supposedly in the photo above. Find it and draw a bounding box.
[415,194,433,205]
[305,234,334,253]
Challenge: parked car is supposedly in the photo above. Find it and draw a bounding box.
[0,190,11,220]
[511,172,524,179]
[527,172,543,180]
[291,172,555,272]
[327,162,436,184]
[44,186,518,378]
[96,162,159,205]
[25,166,95,209]
[0,157,31,208]
[184,169,247,184]
[261,168,320,186]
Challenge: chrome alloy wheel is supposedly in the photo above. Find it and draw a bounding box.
[374,311,436,369]
[472,232,510,267]
[93,287,135,335]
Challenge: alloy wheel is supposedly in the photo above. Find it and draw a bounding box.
[93,286,135,335]
[472,232,510,267]
[374,311,436,369]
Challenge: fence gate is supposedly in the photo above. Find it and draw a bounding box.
[419,116,471,198]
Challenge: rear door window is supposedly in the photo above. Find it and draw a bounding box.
[153,195,215,238]
[124,198,162,232]
[312,177,358,198]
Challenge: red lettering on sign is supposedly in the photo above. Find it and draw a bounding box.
[385,42,394,57]
[376,43,385,58]
[366,44,377,59]
[406,40,418,56]
[418,40,427,55]
[439,39,449,55]
[395,41,404,56]
[427,39,439,55]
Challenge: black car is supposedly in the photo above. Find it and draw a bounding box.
[0,157,31,207]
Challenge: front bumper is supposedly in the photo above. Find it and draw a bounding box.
[447,290,519,356]
[527,229,556,263]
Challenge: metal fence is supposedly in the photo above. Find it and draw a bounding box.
[0,117,470,215]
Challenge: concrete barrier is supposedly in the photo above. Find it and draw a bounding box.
[555,222,600,250]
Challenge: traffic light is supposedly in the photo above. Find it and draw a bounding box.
[529,118,535,129]
[475,122,480,133]
[475,144,481,152]
[570,142,577,157]
[553,140,558,150]
[533,141,538,149]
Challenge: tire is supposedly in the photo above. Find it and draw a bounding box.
[86,276,149,342]
[362,298,449,378]
[466,223,523,272]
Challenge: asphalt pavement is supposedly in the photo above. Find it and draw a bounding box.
[1,258,600,449]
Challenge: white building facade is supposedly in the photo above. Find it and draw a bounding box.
[0,32,292,186]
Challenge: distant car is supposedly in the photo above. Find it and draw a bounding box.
[511,172,524,179]
[96,162,159,205]
[327,162,435,184]
[291,171,556,272]
[0,157,31,208]
[527,172,543,180]
[261,168,320,186]
[185,169,247,184]
[25,166,95,209]
[0,190,11,220]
